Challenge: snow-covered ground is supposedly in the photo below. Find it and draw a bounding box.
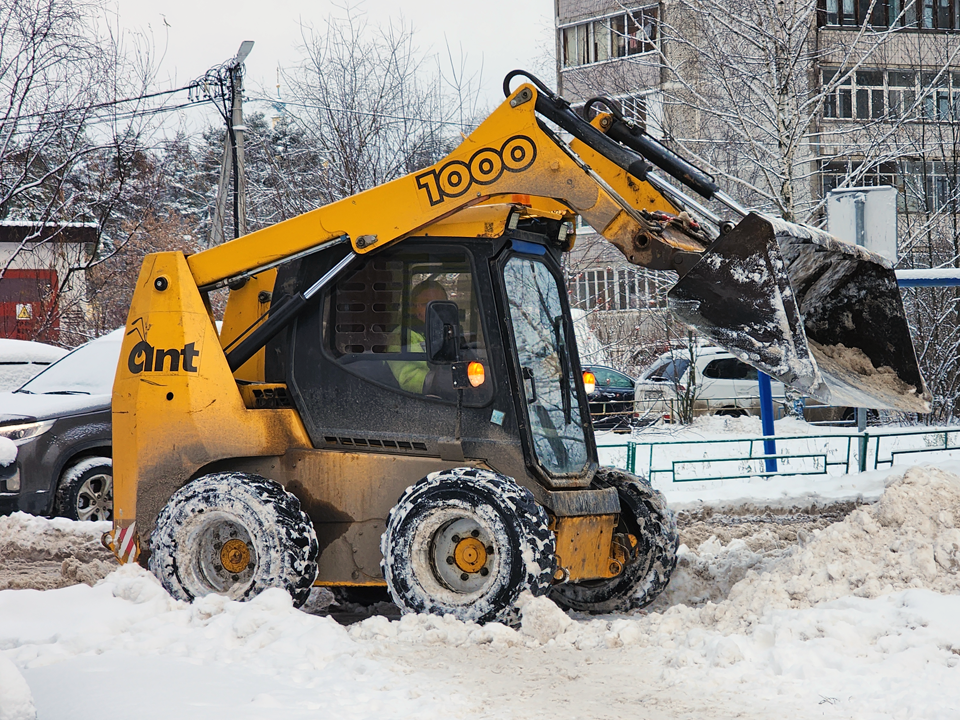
[2,417,960,719]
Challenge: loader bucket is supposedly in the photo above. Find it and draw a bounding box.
[668,212,930,413]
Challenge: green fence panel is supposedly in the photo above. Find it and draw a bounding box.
[596,426,960,483]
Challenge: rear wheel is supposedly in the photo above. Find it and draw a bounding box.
[55,457,113,522]
[381,468,555,624]
[551,468,678,613]
[149,473,318,607]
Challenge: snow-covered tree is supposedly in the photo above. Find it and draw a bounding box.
[0,0,159,342]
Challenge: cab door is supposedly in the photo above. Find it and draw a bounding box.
[497,242,596,489]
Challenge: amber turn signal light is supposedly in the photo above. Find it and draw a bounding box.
[467,361,485,387]
[583,371,596,394]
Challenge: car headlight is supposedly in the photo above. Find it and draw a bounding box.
[0,419,55,446]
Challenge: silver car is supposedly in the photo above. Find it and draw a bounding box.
[635,347,848,423]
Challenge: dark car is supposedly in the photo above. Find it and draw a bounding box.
[0,328,121,521]
[583,364,636,432]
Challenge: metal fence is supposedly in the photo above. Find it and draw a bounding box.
[597,427,960,483]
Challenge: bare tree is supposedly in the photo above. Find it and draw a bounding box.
[275,8,482,211]
[0,0,158,343]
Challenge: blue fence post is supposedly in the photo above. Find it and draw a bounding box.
[758,371,777,472]
[627,441,636,474]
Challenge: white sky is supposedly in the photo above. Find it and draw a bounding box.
[111,0,556,132]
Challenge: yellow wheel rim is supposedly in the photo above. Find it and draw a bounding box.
[220,538,251,574]
[453,537,487,573]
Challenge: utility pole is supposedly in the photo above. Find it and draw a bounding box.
[201,41,254,247]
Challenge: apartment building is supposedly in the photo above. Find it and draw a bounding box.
[555,0,960,372]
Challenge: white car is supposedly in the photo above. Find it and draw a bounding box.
[634,347,848,423]
[0,339,68,392]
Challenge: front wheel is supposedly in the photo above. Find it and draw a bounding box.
[55,457,113,522]
[149,473,319,608]
[381,468,555,625]
[551,468,678,613]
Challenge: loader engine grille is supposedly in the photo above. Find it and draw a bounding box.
[323,435,429,453]
[239,384,294,409]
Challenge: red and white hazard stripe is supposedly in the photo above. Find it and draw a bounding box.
[116,524,138,564]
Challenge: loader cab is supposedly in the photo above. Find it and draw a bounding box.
[273,228,597,491]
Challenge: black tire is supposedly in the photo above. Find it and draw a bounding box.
[149,472,319,608]
[551,467,678,614]
[54,457,113,522]
[381,468,555,625]
[715,408,746,418]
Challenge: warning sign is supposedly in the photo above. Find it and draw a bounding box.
[16,303,33,320]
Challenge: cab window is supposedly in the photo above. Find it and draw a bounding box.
[324,245,492,404]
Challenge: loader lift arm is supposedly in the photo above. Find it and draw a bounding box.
[212,74,713,375]
[187,78,701,291]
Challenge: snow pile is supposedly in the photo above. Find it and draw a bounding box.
[0,653,35,720]
[0,513,114,592]
[0,512,109,541]
[716,465,960,614]
[351,609,523,647]
[517,592,573,642]
[0,565,461,719]
[0,438,15,468]
[0,513,109,561]
[651,534,776,609]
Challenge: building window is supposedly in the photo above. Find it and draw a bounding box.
[901,159,960,212]
[821,160,897,197]
[819,0,960,29]
[561,6,658,68]
[823,67,960,121]
[568,267,668,311]
[888,70,917,117]
[577,90,660,132]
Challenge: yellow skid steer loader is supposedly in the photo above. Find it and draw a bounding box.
[104,72,928,623]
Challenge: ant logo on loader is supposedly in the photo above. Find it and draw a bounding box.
[415,135,536,206]
[125,319,200,374]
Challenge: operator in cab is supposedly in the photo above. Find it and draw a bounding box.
[388,280,447,394]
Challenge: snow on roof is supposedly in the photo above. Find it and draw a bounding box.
[0,220,99,229]
[0,339,67,364]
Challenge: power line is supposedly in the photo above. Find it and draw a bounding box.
[2,85,201,124]
[3,98,216,139]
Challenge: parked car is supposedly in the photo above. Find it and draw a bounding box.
[582,364,636,431]
[0,338,68,392]
[634,346,849,423]
[0,329,122,521]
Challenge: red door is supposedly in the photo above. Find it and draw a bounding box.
[0,269,60,341]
